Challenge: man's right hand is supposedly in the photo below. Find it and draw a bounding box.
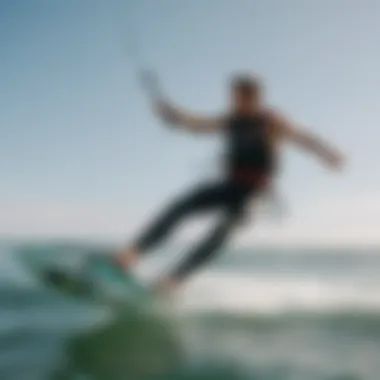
[154,99,224,134]
[155,100,179,125]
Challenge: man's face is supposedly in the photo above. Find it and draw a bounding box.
[231,87,261,114]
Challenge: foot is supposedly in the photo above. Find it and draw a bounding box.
[154,277,181,296]
[115,248,139,269]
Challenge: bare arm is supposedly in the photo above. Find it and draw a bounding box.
[271,111,345,169]
[139,71,224,134]
[155,99,224,134]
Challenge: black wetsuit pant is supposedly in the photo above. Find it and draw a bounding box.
[133,180,260,280]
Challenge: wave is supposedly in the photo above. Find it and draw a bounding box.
[10,242,380,316]
[174,271,380,317]
[2,242,380,380]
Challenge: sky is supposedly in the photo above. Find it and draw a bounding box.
[1,0,380,246]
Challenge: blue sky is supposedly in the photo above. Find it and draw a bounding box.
[1,0,380,245]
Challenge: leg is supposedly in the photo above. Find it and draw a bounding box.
[156,185,254,291]
[171,215,237,281]
[118,182,230,267]
[134,192,207,253]
[168,204,244,283]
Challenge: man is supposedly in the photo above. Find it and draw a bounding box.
[116,73,344,293]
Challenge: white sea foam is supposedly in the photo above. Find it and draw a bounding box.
[176,271,380,314]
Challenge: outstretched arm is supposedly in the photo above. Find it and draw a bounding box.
[271,111,345,169]
[139,71,224,134]
[155,99,224,134]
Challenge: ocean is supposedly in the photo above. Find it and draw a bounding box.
[1,242,380,380]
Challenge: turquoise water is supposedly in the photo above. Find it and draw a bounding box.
[1,242,380,380]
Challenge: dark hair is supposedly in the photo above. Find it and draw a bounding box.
[231,73,262,95]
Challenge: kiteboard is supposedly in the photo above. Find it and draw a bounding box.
[21,251,152,302]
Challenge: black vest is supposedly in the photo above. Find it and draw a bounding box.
[225,113,275,178]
